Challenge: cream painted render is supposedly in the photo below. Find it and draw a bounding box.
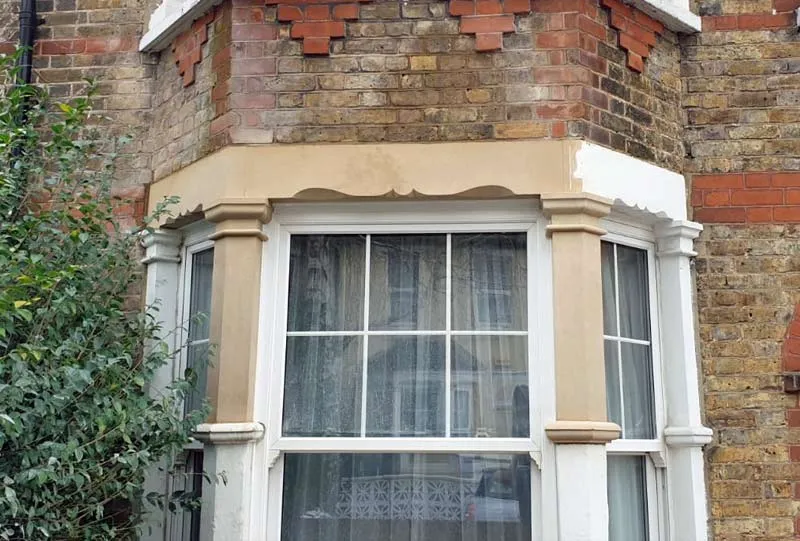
[142,139,711,541]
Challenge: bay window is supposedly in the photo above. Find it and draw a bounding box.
[264,203,548,541]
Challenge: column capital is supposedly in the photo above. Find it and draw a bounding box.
[545,421,621,444]
[541,193,613,236]
[655,220,703,258]
[140,229,182,265]
[664,426,713,448]
[205,198,272,241]
[195,422,265,445]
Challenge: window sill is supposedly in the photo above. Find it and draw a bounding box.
[139,0,219,53]
[627,0,702,33]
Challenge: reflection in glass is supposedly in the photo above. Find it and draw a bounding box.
[451,336,529,438]
[366,337,445,437]
[608,456,649,541]
[370,235,446,330]
[604,340,621,432]
[621,343,655,439]
[452,234,527,331]
[600,242,617,336]
[283,336,363,437]
[617,245,650,341]
[185,248,213,416]
[281,453,532,541]
[288,235,366,332]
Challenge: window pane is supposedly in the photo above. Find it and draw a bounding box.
[600,242,617,336]
[283,336,363,437]
[621,342,655,439]
[616,245,650,341]
[452,233,527,331]
[188,248,213,342]
[604,340,621,431]
[281,453,532,541]
[451,336,529,438]
[608,456,649,541]
[179,451,204,541]
[288,235,366,332]
[184,343,209,416]
[366,336,445,437]
[369,235,446,330]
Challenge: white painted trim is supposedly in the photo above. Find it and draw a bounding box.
[195,422,265,444]
[575,142,688,222]
[139,0,220,53]
[654,220,711,541]
[258,200,554,541]
[628,0,702,33]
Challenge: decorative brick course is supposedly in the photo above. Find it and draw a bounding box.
[173,11,217,86]
[600,0,663,73]
[267,0,370,54]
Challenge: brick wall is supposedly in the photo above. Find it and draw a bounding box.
[686,0,800,537]
[141,0,683,179]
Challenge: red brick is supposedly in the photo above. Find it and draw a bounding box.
[332,3,359,20]
[232,7,264,23]
[502,0,530,14]
[745,173,771,187]
[84,37,135,53]
[476,0,502,14]
[536,0,581,12]
[305,5,330,20]
[40,39,87,55]
[551,121,567,137]
[536,102,585,119]
[773,173,800,187]
[626,51,644,73]
[774,0,800,11]
[475,32,503,51]
[627,22,657,47]
[788,409,800,427]
[582,86,608,109]
[533,66,590,84]
[277,5,303,21]
[232,23,277,40]
[450,0,476,16]
[730,189,783,206]
[291,21,346,38]
[786,189,800,204]
[632,9,664,34]
[773,206,800,222]
[693,174,745,189]
[609,12,628,31]
[601,0,633,17]
[738,12,794,29]
[619,33,650,58]
[704,190,731,207]
[790,445,800,462]
[303,36,331,55]
[460,14,515,34]
[536,30,580,49]
[746,207,773,223]
[702,15,738,31]
[693,207,747,223]
[578,14,606,40]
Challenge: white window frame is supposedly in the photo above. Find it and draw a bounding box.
[169,222,215,541]
[257,200,555,541]
[602,217,668,541]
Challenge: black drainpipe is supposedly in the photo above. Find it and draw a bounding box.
[17,0,36,85]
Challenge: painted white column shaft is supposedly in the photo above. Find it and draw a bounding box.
[140,230,183,541]
[555,444,609,541]
[655,221,712,541]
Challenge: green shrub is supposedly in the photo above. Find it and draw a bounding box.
[0,51,207,539]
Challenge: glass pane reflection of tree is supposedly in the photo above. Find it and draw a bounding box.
[281,453,532,541]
